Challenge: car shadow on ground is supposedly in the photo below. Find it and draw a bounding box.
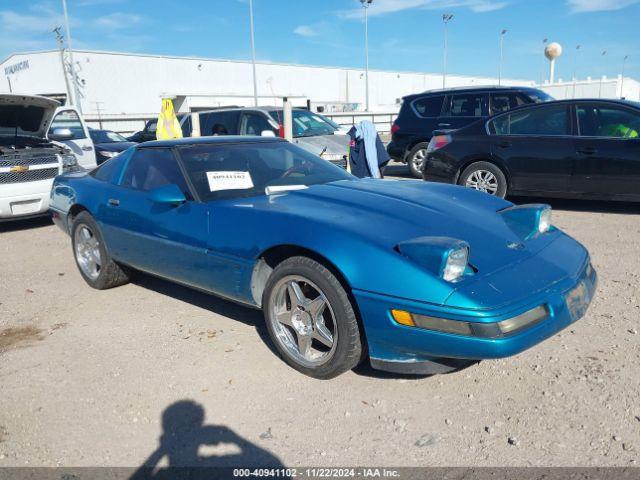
[129,400,286,479]
[510,196,640,215]
[131,273,277,356]
[0,215,52,233]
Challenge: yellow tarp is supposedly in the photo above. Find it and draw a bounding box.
[156,98,183,140]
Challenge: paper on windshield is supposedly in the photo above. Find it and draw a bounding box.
[206,171,254,192]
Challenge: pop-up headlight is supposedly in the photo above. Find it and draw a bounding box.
[500,204,553,239]
[396,237,471,283]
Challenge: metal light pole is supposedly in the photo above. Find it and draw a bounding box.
[249,0,259,106]
[442,13,454,89]
[572,44,581,98]
[61,0,81,112]
[541,38,548,84]
[620,55,629,99]
[498,29,507,86]
[361,0,372,112]
[599,50,607,98]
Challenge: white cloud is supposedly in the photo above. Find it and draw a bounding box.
[293,25,318,37]
[95,12,143,29]
[339,0,508,19]
[0,9,63,33]
[567,0,640,12]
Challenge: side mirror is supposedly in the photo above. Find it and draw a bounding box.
[149,184,187,205]
[49,128,74,141]
[261,130,276,137]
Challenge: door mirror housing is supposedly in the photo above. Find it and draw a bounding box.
[149,184,187,205]
[49,128,74,141]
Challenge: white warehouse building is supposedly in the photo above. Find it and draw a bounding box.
[1,49,533,115]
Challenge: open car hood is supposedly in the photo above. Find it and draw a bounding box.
[0,94,60,140]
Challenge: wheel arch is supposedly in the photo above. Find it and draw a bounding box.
[67,204,91,232]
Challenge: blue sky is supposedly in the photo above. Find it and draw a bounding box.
[1,0,638,82]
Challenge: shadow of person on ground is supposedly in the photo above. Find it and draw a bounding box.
[130,400,285,480]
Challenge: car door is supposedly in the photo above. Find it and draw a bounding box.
[571,102,640,196]
[48,108,97,168]
[439,92,487,131]
[487,103,574,193]
[98,147,212,288]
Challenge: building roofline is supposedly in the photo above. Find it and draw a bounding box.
[0,48,534,83]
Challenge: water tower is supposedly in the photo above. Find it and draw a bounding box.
[544,42,563,84]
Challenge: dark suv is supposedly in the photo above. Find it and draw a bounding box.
[387,86,554,177]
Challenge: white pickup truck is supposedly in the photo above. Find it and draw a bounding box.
[0,94,96,220]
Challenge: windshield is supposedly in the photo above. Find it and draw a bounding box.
[178,141,353,201]
[90,130,128,143]
[269,110,338,137]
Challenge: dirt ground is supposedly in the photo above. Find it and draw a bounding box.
[1,165,639,468]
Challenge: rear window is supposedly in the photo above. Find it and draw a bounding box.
[412,96,444,118]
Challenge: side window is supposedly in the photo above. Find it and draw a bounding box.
[490,105,568,136]
[145,120,157,134]
[50,110,86,139]
[448,94,483,117]
[93,148,133,183]
[240,113,275,136]
[577,105,640,138]
[489,93,530,115]
[412,96,444,118]
[121,148,191,197]
[199,111,241,136]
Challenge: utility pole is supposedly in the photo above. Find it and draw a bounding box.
[498,29,507,86]
[442,13,454,89]
[599,50,607,98]
[361,0,372,112]
[61,0,82,113]
[53,26,73,105]
[93,101,105,129]
[249,0,259,107]
[621,55,629,99]
[572,44,581,98]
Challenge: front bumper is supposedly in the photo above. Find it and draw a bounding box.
[355,259,597,374]
[0,179,54,220]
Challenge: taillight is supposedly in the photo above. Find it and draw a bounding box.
[391,123,400,135]
[427,134,452,153]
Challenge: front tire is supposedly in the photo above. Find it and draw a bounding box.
[458,161,508,198]
[71,211,130,290]
[262,256,362,379]
[407,143,429,179]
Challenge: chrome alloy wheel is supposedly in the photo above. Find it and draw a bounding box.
[465,169,499,195]
[268,275,337,367]
[412,148,428,171]
[74,225,102,280]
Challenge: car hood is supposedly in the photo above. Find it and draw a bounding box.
[95,141,136,152]
[266,179,564,280]
[0,94,60,139]
[292,133,349,156]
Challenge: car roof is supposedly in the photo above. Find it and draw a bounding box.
[402,85,541,100]
[192,106,308,115]
[138,135,286,148]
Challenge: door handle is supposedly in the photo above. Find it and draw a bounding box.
[577,147,597,155]
[496,141,512,148]
[438,123,451,127]
[81,146,93,152]
[107,198,120,207]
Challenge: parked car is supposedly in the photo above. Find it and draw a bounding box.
[0,94,84,220]
[185,107,349,168]
[127,116,191,143]
[422,99,640,201]
[89,129,135,165]
[387,86,554,177]
[50,136,596,378]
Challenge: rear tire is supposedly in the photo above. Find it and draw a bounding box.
[71,211,130,290]
[407,143,429,179]
[459,161,508,198]
[262,256,362,379]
